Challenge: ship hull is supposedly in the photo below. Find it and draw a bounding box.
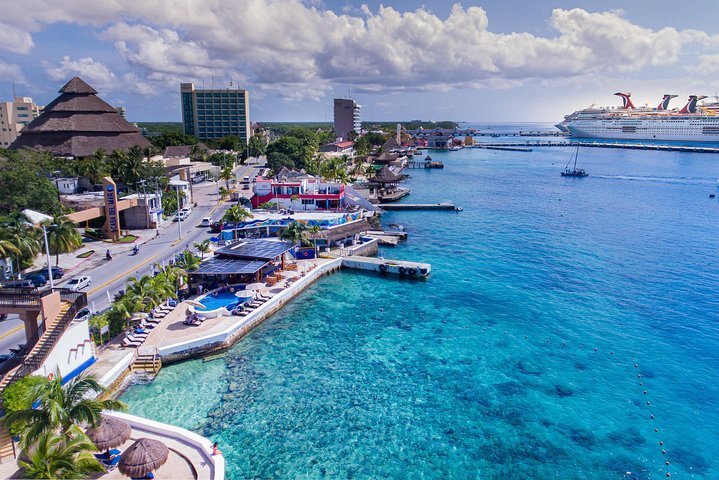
[567,117,719,143]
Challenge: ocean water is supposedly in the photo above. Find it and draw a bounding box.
[121,141,719,479]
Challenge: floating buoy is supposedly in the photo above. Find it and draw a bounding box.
[640,382,643,386]
[662,450,666,454]
[594,348,598,351]
[659,441,664,446]
[654,428,658,433]
[611,351,614,355]
[634,363,638,368]
[524,335,528,339]
[644,390,648,394]
[665,461,670,466]
[650,415,654,419]
[646,401,651,405]
[562,342,566,346]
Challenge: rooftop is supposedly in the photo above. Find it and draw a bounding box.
[194,257,268,276]
[215,238,295,260]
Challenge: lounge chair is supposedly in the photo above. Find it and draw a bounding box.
[157,303,173,312]
[145,317,161,325]
[95,449,121,460]
[150,309,167,319]
[130,472,154,480]
[102,455,122,470]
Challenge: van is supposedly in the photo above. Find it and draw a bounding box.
[243,175,250,183]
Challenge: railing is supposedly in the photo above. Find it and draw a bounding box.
[0,288,43,308]
[0,290,87,395]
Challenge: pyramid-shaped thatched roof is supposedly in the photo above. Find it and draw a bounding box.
[9,77,151,157]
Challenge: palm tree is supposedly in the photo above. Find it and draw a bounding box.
[46,216,82,266]
[80,150,109,184]
[174,251,201,271]
[194,239,211,260]
[18,429,104,479]
[125,275,170,311]
[0,218,42,274]
[0,238,20,260]
[223,206,252,240]
[2,373,126,449]
[218,186,230,201]
[219,165,233,189]
[280,221,315,247]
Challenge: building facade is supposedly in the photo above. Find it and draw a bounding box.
[0,97,41,147]
[180,83,251,143]
[252,177,345,211]
[333,98,361,141]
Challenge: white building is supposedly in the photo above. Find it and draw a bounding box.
[0,97,41,147]
[54,177,79,194]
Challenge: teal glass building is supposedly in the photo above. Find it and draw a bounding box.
[180,83,251,143]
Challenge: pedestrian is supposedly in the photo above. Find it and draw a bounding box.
[212,442,222,456]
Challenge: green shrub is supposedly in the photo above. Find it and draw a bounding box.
[3,376,48,435]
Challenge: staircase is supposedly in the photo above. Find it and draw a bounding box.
[131,349,162,375]
[0,425,16,463]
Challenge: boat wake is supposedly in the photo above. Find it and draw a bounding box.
[592,174,715,185]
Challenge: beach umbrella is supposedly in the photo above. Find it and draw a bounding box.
[118,438,169,479]
[85,416,132,452]
[186,300,206,308]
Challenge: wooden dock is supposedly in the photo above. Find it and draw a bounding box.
[378,203,459,211]
[342,256,430,278]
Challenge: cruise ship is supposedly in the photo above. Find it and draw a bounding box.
[557,93,719,142]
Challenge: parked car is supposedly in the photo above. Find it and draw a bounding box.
[199,217,212,228]
[173,210,189,222]
[66,276,91,291]
[180,206,192,215]
[2,279,34,289]
[210,221,224,233]
[26,274,48,288]
[73,307,92,322]
[33,266,64,279]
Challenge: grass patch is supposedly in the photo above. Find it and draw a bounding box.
[77,250,94,259]
[115,235,139,244]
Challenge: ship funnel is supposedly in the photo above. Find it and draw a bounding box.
[679,95,709,114]
[614,92,636,109]
[657,94,678,111]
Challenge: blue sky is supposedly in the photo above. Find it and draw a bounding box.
[1,0,718,124]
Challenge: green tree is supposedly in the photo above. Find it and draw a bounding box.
[219,165,234,189]
[279,221,316,247]
[247,135,267,158]
[78,150,110,185]
[174,251,201,271]
[194,239,211,260]
[0,150,62,213]
[46,216,82,265]
[223,206,252,240]
[2,373,126,449]
[18,429,104,479]
[149,131,198,149]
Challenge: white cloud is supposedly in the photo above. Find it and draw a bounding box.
[44,56,118,91]
[0,62,26,83]
[0,23,34,54]
[6,2,719,99]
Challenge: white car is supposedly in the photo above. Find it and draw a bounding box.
[66,276,91,292]
[199,217,212,228]
[173,210,189,222]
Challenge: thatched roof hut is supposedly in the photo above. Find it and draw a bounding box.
[9,76,151,157]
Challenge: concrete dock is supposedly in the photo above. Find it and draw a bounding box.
[342,256,431,278]
[378,203,459,211]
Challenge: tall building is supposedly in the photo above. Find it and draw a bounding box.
[9,77,151,157]
[333,98,361,141]
[0,97,41,147]
[180,83,251,143]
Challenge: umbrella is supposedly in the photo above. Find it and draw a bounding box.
[85,416,132,452]
[186,300,206,308]
[118,438,169,479]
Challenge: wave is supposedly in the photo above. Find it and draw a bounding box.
[592,174,717,185]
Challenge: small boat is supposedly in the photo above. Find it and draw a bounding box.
[561,145,589,177]
[448,146,461,151]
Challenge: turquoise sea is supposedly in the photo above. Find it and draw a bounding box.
[122,134,719,479]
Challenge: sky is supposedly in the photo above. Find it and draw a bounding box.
[1,0,719,124]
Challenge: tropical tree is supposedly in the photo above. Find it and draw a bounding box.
[247,135,267,158]
[0,217,42,272]
[280,221,316,247]
[18,429,105,479]
[223,206,252,240]
[2,373,126,449]
[218,186,230,201]
[0,238,20,262]
[194,239,211,259]
[219,165,234,189]
[79,149,110,184]
[125,275,172,310]
[174,251,201,271]
[46,215,82,265]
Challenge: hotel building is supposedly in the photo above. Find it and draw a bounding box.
[252,177,345,211]
[333,98,361,141]
[180,83,251,143]
[0,97,41,147]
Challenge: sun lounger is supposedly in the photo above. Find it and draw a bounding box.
[150,310,167,319]
[95,449,121,460]
[157,303,173,312]
[102,455,122,470]
[122,337,143,348]
[145,317,161,325]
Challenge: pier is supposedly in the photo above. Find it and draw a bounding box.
[341,256,431,278]
[378,203,459,211]
[475,145,533,152]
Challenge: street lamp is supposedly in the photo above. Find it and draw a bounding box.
[42,224,57,290]
[176,186,183,240]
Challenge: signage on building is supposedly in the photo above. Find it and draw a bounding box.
[102,177,121,240]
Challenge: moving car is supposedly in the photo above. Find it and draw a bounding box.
[66,275,91,291]
[199,217,212,228]
[73,307,92,322]
[210,221,224,233]
[173,210,189,222]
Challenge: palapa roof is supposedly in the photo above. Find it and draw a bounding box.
[85,416,132,451]
[313,220,370,243]
[382,136,401,151]
[371,165,403,184]
[9,76,151,157]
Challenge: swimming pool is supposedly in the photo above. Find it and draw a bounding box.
[196,290,251,312]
